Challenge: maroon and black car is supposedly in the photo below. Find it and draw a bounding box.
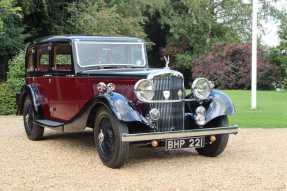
[16,35,238,168]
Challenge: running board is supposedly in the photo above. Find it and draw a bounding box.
[35,119,64,129]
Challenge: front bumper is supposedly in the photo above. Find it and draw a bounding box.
[122,125,238,142]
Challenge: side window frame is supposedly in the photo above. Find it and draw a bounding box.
[25,46,36,76]
[51,42,75,76]
[35,43,52,75]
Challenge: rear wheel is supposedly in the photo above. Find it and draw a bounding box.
[23,97,44,140]
[94,107,129,168]
[196,117,229,157]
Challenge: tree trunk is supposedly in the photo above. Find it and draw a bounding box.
[0,55,8,81]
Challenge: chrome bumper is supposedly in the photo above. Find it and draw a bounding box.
[122,125,238,142]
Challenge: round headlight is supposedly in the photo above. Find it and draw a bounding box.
[134,79,154,102]
[192,78,212,100]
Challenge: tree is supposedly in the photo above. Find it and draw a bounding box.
[0,14,25,57]
[147,0,252,84]
[0,0,21,32]
[18,0,79,41]
[0,0,24,56]
[67,0,146,37]
[265,12,287,88]
[0,0,25,80]
[160,0,250,58]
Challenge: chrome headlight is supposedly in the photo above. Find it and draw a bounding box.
[134,79,154,102]
[192,78,212,100]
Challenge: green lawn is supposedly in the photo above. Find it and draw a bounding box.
[224,90,287,128]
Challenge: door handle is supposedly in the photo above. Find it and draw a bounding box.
[43,74,52,83]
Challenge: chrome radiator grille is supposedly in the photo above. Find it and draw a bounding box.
[151,75,185,132]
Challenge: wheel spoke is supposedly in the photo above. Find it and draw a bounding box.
[98,117,115,159]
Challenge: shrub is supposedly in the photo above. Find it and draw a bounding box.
[0,51,25,115]
[7,50,25,92]
[192,43,281,90]
[0,83,16,115]
[267,48,287,88]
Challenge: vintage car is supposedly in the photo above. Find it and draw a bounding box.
[16,35,238,168]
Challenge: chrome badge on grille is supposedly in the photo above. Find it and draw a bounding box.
[163,90,170,100]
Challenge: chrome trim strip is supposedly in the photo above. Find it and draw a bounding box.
[134,69,185,103]
[122,125,238,142]
[137,98,197,103]
[75,41,144,45]
[74,41,147,68]
[147,69,184,80]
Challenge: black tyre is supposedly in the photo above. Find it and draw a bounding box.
[23,97,44,140]
[196,117,229,157]
[94,107,129,168]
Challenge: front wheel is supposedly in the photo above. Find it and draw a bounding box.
[23,97,44,140]
[94,107,129,168]
[196,117,229,157]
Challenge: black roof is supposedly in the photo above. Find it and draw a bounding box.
[32,35,145,44]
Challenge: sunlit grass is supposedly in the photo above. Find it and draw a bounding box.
[225,90,287,128]
[186,89,287,128]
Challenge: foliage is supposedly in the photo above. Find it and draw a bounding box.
[7,50,25,92]
[0,0,21,32]
[159,0,250,68]
[19,0,77,40]
[67,0,146,37]
[154,0,266,75]
[19,0,151,39]
[192,43,281,90]
[0,0,25,57]
[0,14,26,57]
[0,83,16,115]
[0,51,25,115]
[266,48,287,87]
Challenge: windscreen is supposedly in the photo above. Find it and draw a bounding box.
[75,41,146,67]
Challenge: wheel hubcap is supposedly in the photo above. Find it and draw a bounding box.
[24,106,34,133]
[25,114,30,125]
[98,129,105,145]
[98,118,115,159]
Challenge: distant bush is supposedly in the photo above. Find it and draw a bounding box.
[0,51,25,115]
[0,83,16,115]
[267,48,287,89]
[192,43,281,90]
[7,50,25,92]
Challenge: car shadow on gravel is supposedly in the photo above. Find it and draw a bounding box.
[43,130,95,147]
[129,145,198,161]
[43,130,199,163]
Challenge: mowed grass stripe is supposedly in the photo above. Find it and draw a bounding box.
[225,90,287,128]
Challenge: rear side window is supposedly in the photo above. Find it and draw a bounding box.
[36,44,50,72]
[52,43,73,72]
[26,47,35,72]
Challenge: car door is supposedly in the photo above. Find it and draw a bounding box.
[49,42,80,121]
[33,43,56,119]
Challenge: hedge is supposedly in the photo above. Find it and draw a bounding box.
[0,51,25,115]
[0,83,16,115]
[192,43,281,90]
[7,50,25,92]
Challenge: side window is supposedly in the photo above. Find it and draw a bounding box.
[26,47,35,72]
[36,44,50,72]
[53,43,73,72]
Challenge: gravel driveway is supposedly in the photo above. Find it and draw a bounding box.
[0,116,286,191]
